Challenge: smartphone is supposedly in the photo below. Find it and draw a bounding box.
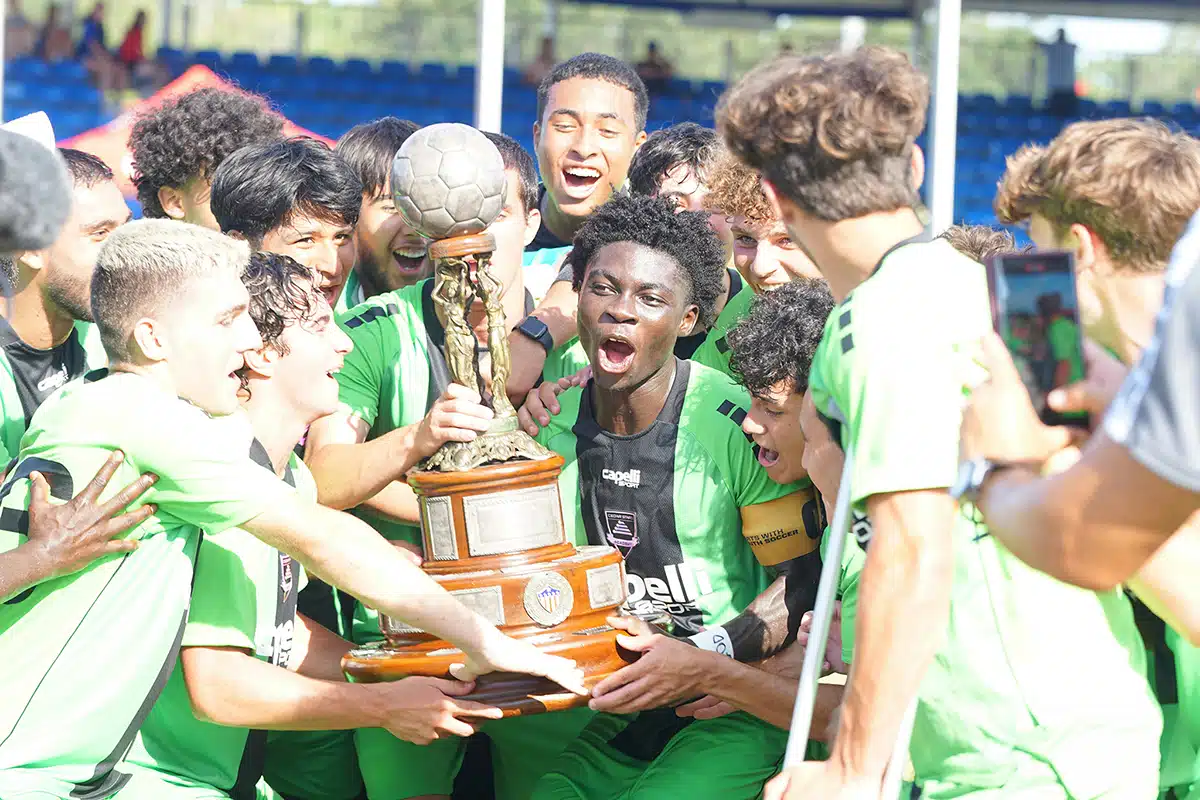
[985,250,1089,429]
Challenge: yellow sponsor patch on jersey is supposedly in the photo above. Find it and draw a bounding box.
[740,486,824,566]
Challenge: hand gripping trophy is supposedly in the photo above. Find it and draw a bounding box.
[341,124,631,714]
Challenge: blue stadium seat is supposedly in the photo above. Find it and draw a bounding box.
[380,60,411,80]
[194,49,222,69]
[419,63,449,80]
[9,57,49,81]
[267,54,300,73]
[1097,100,1132,117]
[48,60,89,82]
[1171,102,1198,119]
[344,58,374,76]
[1142,100,1167,116]
[228,51,259,70]
[1002,95,1033,113]
[157,47,185,64]
[307,56,337,75]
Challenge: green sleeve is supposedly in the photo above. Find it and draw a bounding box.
[542,338,590,385]
[182,533,259,651]
[834,325,968,508]
[137,410,295,535]
[334,302,393,428]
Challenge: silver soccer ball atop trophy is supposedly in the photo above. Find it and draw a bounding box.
[391,123,550,472]
[391,123,508,240]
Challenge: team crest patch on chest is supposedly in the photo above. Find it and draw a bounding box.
[603,509,639,555]
[523,572,574,627]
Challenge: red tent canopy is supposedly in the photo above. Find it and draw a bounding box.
[59,65,332,201]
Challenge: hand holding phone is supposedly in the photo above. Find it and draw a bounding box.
[984,250,1090,430]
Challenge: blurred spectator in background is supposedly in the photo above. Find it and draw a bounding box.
[35,3,73,62]
[5,0,35,59]
[117,9,168,93]
[76,2,106,59]
[636,41,673,94]
[76,1,130,98]
[524,35,556,87]
[1043,27,1078,116]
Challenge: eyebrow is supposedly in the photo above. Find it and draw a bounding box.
[216,303,248,324]
[81,214,131,234]
[548,108,625,124]
[592,267,672,294]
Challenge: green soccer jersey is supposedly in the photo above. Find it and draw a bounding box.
[121,446,313,799]
[808,238,1161,798]
[0,319,107,466]
[335,278,589,643]
[0,371,297,800]
[333,270,365,317]
[1048,314,1085,384]
[534,359,822,634]
[681,269,752,380]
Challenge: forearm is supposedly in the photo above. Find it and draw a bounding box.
[538,281,580,345]
[183,647,383,731]
[361,480,421,525]
[832,493,954,779]
[699,651,843,734]
[0,544,49,602]
[247,504,496,659]
[713,576,793,662]
[307,425,422,511]
[1129,514,1200,645]
[291,614,353,682]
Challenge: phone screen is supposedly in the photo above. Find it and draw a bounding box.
[986,251,1089,429]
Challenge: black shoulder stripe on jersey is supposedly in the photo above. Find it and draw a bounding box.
[715,335,729,354]
[344,303,402,329]
[840,333,854,354]
[229,730,269,800]
[715,399,748,427]
[838,308,851,329]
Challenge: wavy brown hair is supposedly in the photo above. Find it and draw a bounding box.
[707,153,773,223]
[717,47,928,222]
[995,119,1200,273]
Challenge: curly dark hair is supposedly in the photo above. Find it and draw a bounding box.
[130,87,285,218]
[241,250,319,358]
[717,47,928,222]
[566,193,725,328]
[726,278,834,397]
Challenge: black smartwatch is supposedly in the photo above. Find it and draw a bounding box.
[516,315,554,355]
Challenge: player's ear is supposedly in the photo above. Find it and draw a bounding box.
[632,129,648,150]
[910,144,925,192]
[21,250,47,273]
[678,304,699,337]
[131,317,169,364]
[1066,223,1099,274]
[241,345,277,378]
[523,207,541,247]
[157,186,186,221]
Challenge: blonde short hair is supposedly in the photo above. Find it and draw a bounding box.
[92,219,251,362]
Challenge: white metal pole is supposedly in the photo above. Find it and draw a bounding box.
[0,8,7,123]
[839,16,866,54]
[475,0,506,133]
[927,0,961,234]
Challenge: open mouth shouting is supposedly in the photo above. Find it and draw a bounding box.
[561,164,604,201]
[596,334,636,375]
[392,238,429,276]
[757,446,781,469]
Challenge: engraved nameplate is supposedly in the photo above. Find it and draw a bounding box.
[451,585,506,626]
[423,495,458,560]
[586,563,625,609]
[462,484,564,557]
[383,617,425,637]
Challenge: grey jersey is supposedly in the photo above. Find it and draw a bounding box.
[1105,211,1200,492]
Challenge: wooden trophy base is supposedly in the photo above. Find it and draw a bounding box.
[341,456,633,716]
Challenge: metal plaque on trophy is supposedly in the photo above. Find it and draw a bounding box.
[341,123,631,715]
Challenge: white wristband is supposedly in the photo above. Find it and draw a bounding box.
[689,626,735,659]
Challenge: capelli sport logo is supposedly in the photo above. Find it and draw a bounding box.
[602,468,641,488]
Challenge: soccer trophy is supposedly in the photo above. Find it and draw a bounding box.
[341,124,631,715]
